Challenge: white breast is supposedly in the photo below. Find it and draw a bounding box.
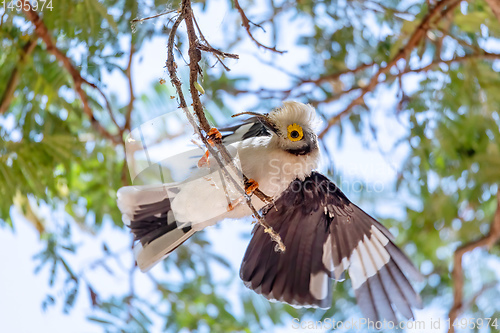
[170,136,320,230]
[237,136,320,197]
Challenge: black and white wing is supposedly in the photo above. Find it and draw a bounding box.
[220,117,271,144]
[240,171,423,321]
[117,184,195,272]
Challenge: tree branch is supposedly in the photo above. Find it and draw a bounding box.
[166,14,187,108]
[301,62,376,86]
[166,0,285,252]
[196,44,239,60]
[22,5,122,145]
[233,0,285,54]
[448,189,500,333]
[82,78,121,132]
[318,0,462,138]
[130,9,178,25]
[192,15,239,72]
[402,52,500,74]
[0,37,38,114]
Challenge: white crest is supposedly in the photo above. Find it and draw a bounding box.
[268,101,322,131]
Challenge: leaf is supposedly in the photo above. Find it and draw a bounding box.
[194,81,205,95]
[455,11,489,34]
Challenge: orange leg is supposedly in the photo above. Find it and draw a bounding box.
[245,178,259,195]
[207,127,222,139]
[207,128,222,146]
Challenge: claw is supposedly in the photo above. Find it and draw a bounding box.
[227,196,244,211]
[207,128,222,146]
[245,178,259,195]
[197,150,210,168]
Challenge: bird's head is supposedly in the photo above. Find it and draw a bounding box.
[234,101,320,155]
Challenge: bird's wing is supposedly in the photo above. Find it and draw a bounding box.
[117,184,195,272]
[219,117,271,144]
[240,171,423,321]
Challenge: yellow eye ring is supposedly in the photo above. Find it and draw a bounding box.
[287,123,303,142]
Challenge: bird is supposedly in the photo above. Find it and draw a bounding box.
[117,101,423,322]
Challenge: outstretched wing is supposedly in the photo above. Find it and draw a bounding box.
[117,184,195,272]
[240,171,423,321]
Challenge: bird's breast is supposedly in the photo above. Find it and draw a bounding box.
[238,139,320,199]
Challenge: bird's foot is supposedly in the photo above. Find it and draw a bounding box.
[197,150,210,168]
[207,127,222,146]
[245,178,259,196]
[227,196,244,211]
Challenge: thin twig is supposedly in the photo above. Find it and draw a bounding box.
[192,14,238,72]
[126,239,137,322]
[166,14,187,107]
[196,44,239,60]
[131,9,178,24]
[230,62,372,101]
[448,190,500,333]
[233,0,286,54]
[0,37,38,114]
[0,10,6,27]
[82,78,121,131]
[301,62,376,86]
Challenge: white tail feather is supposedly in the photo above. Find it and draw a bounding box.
[135,228,196,272]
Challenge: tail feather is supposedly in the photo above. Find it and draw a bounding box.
[117,184,196,272]
[135,227,196,271]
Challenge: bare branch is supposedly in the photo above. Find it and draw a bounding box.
[166,14,187,107]
[182,4,275,205]
[192,14,238,72]
[0,37,37,114]
[166,0,285,252]
[82,78,121,131]
[448,190,500,333]
[182,0,210,131]
[196,44,239,60]
[301,62,376,86]
[233,0,286,54]
[22,5,122,145]
[131,9,177,24]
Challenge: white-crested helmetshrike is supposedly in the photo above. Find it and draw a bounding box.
[117,101,423,322]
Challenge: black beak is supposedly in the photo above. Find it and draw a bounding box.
[232,111,279,134]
